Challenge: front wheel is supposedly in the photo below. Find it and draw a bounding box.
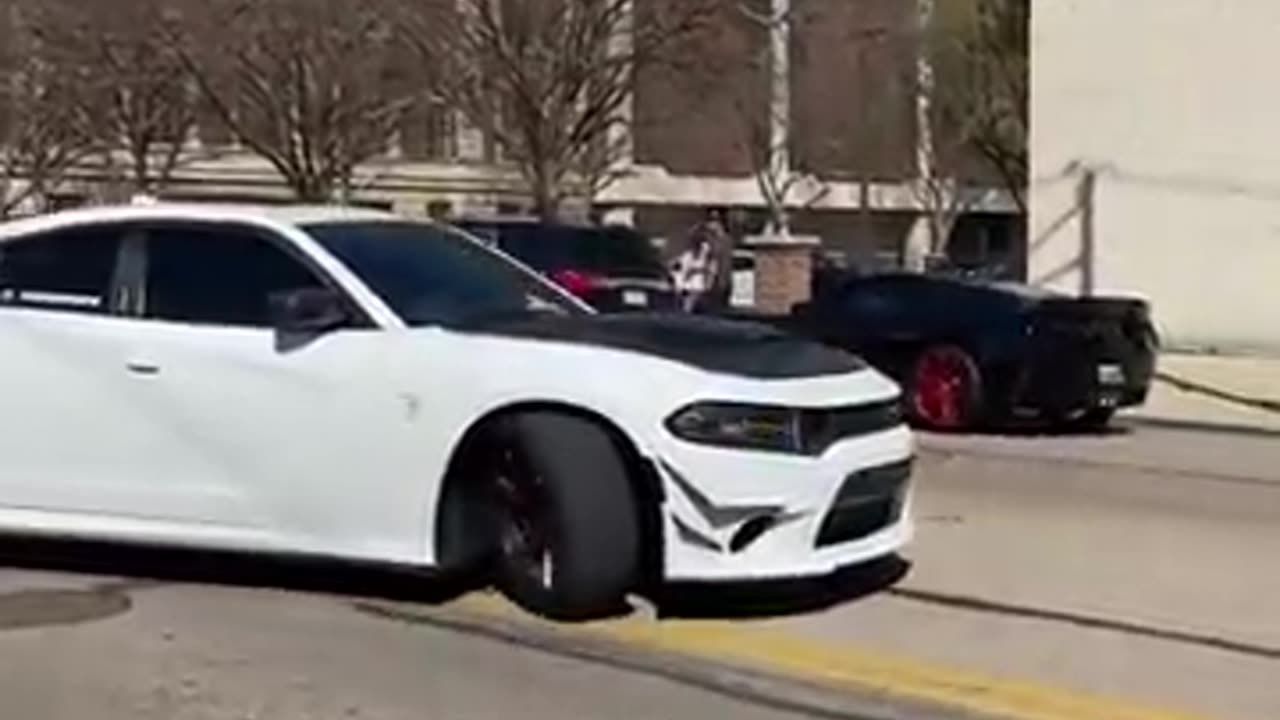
[486,412,640,620]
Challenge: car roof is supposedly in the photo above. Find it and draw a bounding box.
[454,217,646,235]
[0,202,405,241]
[841,272,1055,304]
[455,216,578,228]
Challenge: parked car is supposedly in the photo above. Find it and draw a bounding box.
[782,273,1158,431]
[453,218,678,313]
[0,203,914,619]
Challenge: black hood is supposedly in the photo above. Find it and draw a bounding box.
[451,312,866,379]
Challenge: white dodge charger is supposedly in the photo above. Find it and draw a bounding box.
[0,204,914,618]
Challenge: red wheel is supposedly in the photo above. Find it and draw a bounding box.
[909,346,983,431]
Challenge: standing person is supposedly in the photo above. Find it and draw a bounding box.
[671,228,714,312]
[698,209,734,313]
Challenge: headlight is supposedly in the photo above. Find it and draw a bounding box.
[666,403,806,454]
[665,400,905,455]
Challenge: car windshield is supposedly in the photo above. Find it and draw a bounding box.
[462,222,665,277]
[304,221,586,327]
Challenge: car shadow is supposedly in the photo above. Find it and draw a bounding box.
[0,538,911,623]
[648,555,911,620]
[981,422,1135,439]
[919,420,1134,440]
[0,536,478,606]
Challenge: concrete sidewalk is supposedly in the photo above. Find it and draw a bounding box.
[1124,353,1280,434]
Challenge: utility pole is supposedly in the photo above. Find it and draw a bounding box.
[1078,166,1097,296]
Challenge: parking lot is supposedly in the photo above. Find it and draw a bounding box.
[1,419,1275,720]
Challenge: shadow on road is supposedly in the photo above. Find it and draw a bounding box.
[651,555,911,620]
[0,536,478,606]
[0,538,912,622]
[980,422,1134,439]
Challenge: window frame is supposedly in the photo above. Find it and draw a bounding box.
[125,220,376,330]
[0,222,140,318]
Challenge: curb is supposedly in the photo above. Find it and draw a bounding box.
[355,596,946,720]
[1123,413,1280,439]
[1156,372,1280,415]
[358,593,1211,720]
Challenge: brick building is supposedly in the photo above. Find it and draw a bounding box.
[0,0,1020,278]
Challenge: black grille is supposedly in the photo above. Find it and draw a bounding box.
[815,460,911,548]
[800,400,903,455]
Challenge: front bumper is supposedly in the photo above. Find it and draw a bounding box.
[656,424,915,582]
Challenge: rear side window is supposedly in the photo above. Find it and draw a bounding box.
[475,223,664,277]
[144,225,331,328]
[840,281,897,317]
[0,227,124,314]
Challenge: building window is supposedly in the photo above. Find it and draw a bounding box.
[399,99,456,162]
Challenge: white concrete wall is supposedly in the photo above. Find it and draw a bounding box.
[1031,0,1280,353]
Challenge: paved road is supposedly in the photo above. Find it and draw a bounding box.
[0,422,1275,720]
[0,562,901,720]
[755,422,1280,720]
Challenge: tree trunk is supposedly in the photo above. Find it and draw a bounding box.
[131,145,153,195]
[929,209,957,261]
[529,161,561,222]
[291,173,335,204]
[532,194,560,222]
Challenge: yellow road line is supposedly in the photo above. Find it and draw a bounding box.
[453,593,1211,720]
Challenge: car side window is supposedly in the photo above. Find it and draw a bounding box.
[0,226,125,315]
[143,225,332,328]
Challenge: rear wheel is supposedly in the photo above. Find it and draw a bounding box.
[485,412,640,620]
[908,345,984,431]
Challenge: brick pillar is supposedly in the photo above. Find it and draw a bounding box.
[745,234,820,315]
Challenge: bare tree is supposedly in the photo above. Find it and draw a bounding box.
[0,6,97,217]
[919,0,1027,214]
[733,87,830,237]
[906,0,1027,266]
[30,0,199,198]
[403,0,721,220]
[730,0,825,236]
[681,0,839,237]
[963,0,1028,214]
[172,0,420,202]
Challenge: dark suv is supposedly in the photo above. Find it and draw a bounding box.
[454,218,677,313]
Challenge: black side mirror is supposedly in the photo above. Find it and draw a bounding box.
[269,287,350,334]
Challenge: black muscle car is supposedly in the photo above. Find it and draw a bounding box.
[780,273,1159,431]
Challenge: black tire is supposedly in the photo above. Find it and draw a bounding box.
[487,412,640,620]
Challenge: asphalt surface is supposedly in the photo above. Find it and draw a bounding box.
[0,421,1275,720]
[759,421,1280,719]
[0,566,890,720]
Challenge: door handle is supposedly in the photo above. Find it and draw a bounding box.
[125,361,160,376]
